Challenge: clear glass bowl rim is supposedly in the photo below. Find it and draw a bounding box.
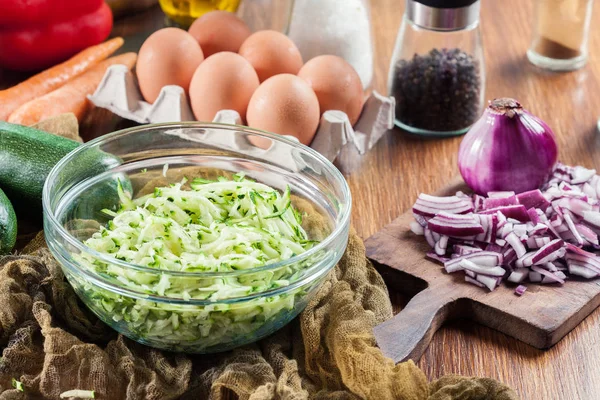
[43,122,352,279]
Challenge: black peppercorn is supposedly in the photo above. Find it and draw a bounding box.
[391,48,482,132]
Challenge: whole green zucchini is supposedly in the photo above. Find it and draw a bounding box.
[0,121,127,223]
[0,187,17,254]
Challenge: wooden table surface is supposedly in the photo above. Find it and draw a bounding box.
[3,1,600,399]
[366,1,600,400]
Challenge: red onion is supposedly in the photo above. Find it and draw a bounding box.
[458,98,558,195]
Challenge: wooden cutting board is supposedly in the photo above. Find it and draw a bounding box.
[365,179,600,364]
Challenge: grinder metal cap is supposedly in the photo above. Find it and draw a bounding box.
[407,0,480,31]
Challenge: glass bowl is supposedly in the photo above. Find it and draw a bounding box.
[43,123,351,353]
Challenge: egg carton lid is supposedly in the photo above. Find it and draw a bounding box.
[88,64,395,162]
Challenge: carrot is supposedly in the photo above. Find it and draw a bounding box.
[8,53,137,126]
[0,37,124,121]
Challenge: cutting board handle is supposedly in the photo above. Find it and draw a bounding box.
[374,287,452,363]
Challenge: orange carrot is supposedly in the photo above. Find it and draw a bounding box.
[8,53,137,126]
[0,37,124,121]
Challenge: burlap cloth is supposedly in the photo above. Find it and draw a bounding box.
[0,116,518,399]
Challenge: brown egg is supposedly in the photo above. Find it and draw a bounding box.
[246,74,320,145]
[297,55,364,125]
[188,10,251,57]
[189,52,259,122]
[238,30,303,82]
[136,28,204,103]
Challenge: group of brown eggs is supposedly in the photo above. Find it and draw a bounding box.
[136,11,365,145]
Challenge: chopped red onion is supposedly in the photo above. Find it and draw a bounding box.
[554,197,592,217]
[542,262,558,272]
[476,274,501,291]
[565,243,596,257]
[445,263,464,273]
[499,223,514,239]
[571,166,596,184]
[412,163,600,292]
[434,235,449,256]
[424,228,435,248]
[568,264,598,278]
[530,239,564,265]
[558,182,573,192]
[459,259,506,277]
[531,265,565,284]
[488,191,516,198]
[564,253,600,274]
[575,224,598,245]
[485,243,503,253]
[496,211,507,228]
[503,247,518,267]
[453,244,483,256]
[526,236,551,249]
[427,212,484,237]
[528,223,548,236]
[426,251,450,264]
[480,205,529,222]
[465,276,486,288]
[505,232,527,258]
[582,211,600,230]
[517,190,551,211]
[413,194,474,217]
[527,208,541,225]
[582,182,596,200]
[529,271,543,282]
[483,195,517,210]
[410,221,425,235]
[514,285,527,296]
[512,223,528,238]
[475,213,498,242]
[413,213,428,227]
[515,252,535,268]
[444,251,502,270]
[538,213,560,239]
[508,268,528,283]
[563,214,584,245]
[473,195,485,212]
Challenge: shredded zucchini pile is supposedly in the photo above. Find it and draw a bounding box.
[73,173,319,350]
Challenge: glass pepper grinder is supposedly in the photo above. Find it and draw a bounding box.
[388,0,485,136]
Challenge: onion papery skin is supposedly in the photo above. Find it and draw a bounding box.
[458,98,558,195]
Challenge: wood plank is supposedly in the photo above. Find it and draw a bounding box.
[366,206,600,363]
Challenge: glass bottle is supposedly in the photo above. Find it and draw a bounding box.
[387,0,485,136]
[527,0,594,71]
[159,0,242,27]
[236,0,294,34]
[159,0,295,33]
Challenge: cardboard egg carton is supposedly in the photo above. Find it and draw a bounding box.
[88,65,395,162]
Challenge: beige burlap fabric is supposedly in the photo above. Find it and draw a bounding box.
[0,231,517,400]
[0,116,518,399]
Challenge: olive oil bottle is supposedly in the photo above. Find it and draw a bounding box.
[159,0,241,26]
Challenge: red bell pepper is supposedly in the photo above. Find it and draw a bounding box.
[0,0,105,27]
[0,0,113,71]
